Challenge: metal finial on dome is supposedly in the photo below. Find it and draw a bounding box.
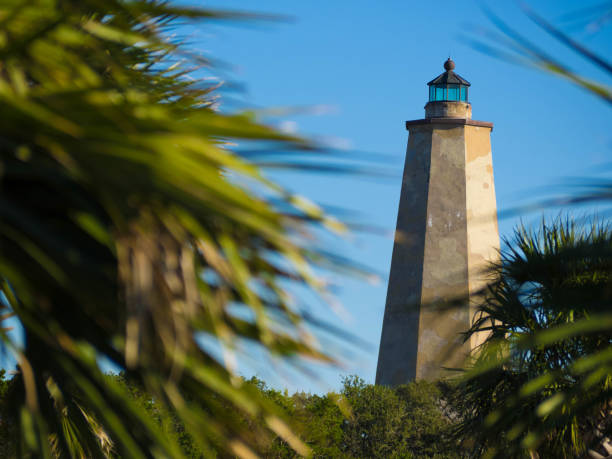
[444,57,455,71]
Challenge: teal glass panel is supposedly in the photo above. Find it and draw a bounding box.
[460,86,467,101]
[447,85,459,100]
[429,86,435,101]
[435,86,444,100]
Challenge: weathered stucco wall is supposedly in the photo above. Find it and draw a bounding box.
[425,101,472,119]
[376,127,431,385]
[464,125,499,351]
[376,119,498,385]
[416,125,470,380]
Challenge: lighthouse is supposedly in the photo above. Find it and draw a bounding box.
[376,59,500,384]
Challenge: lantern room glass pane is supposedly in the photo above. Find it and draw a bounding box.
[430,84,469,101]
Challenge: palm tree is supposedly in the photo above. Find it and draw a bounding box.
[452,5,612,457]
[453,219,612,458]
[0,1,361,456]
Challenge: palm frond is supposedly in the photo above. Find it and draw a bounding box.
[0,0,369,456]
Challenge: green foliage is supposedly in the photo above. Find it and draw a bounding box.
[113,373,203,458]
[454,218,612,458]
[473,4,612,105]
[250,375,463,459]
[0,0,365,457]
[339,376,458,458]
[0,370,17,458]
[0,371,469,457]
[462,5,612,457]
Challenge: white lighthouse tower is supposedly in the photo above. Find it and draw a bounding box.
[376,59,500,384]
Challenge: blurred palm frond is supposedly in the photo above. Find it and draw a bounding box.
[0,0,374,457]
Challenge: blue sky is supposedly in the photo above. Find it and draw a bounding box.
[187,0,612,393]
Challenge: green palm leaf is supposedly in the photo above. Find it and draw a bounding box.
[0,1,367,456]
[454,218,612,458]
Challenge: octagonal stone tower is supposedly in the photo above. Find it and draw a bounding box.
[376,58,500,384]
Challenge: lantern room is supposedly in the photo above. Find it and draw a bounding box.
[427,58,470,102]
